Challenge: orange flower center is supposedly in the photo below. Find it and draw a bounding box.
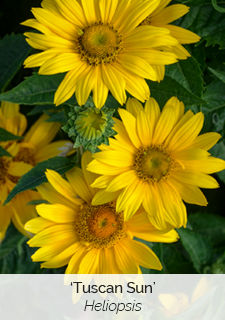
[76,202,127,248]
[78,23,123,66]
[133,145,174,183]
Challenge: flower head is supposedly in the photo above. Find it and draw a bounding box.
[63,97,116,153]
[22,0,185,108]
[88,97,225,229]
[25,151,178,273]
[0,101,73,241]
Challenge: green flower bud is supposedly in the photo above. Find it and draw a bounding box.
[62,97,116,153]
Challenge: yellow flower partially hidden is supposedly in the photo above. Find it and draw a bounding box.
[22,0,184,108]
[88,97,225,230]
[25,151,178,274]
[0,101,74,242]
[138,0,200,80]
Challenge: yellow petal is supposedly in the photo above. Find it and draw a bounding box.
[66,167,92,203]
[114,242,138,274]
[36,203,77,223]
[92,189,121,206]
[118,108,141,148]
[190,132,221,150]
[122,238,162,270]
[78,248,100,274]
[24,217,55,234]
[102,64,126,105]
[45,169,83,205]
[168,177,208,206]
[126,97,143,118]
[106,170,137,192]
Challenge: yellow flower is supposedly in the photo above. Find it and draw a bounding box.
[0,101,73,241]
[22,0,182,109]
[88,97,225,230]
[25,151,178,274]
[139,0,200,79]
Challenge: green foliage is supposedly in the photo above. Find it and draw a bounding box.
[0,146,12,157]
[0,127,23,142]
[0,73,77,106]
[177,0,225,49]
[178,228,213,273]
[0,34,32,93]
[4,157,75,205]
[147,76,206,109]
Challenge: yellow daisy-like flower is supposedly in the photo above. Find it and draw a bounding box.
[25,151,178,274]
[22,0,184,109]
[88,97,225,230]
[139,0,201,80]
[0,101,73,241]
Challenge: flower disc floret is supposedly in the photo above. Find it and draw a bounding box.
[133,146,174,182]
[78,23,123,66]
[76,202,126,249]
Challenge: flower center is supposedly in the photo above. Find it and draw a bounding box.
[0,158,10,185]
[76,202,127,248]
[133,145,174,183]
[13,147,36,166]
[78,23,123,65]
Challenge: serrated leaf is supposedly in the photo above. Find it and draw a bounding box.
[0,127,23,142]
[4,157,75,205]
[177,227,213,273]
[165,56,204,98]
[0,34,32,93]
[188,212,225,247]
[45,110,67,124]
[208,67,225,83]
[202,79,225,135]
[0,73,77,106]
[147,76,206,108]
[0,146,12,157]
[177,0,225,49]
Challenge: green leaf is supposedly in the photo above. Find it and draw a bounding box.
[0,224,25,259]
[147,76,206,108]
[165,56,204,98]
[26,199,50,206]
[0,34,32,93]
[177,227,213,273]
[0,127,23,142]
[177,0,225,49]
[4,157,75,205]
[45,110,67,124]
[0,73,77,106]
[27,104,55,115]
[188,212,225,247]
[0,146,12,157]
[202,79,225,135]
[212,0,225,12]
[208,67,225,83]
